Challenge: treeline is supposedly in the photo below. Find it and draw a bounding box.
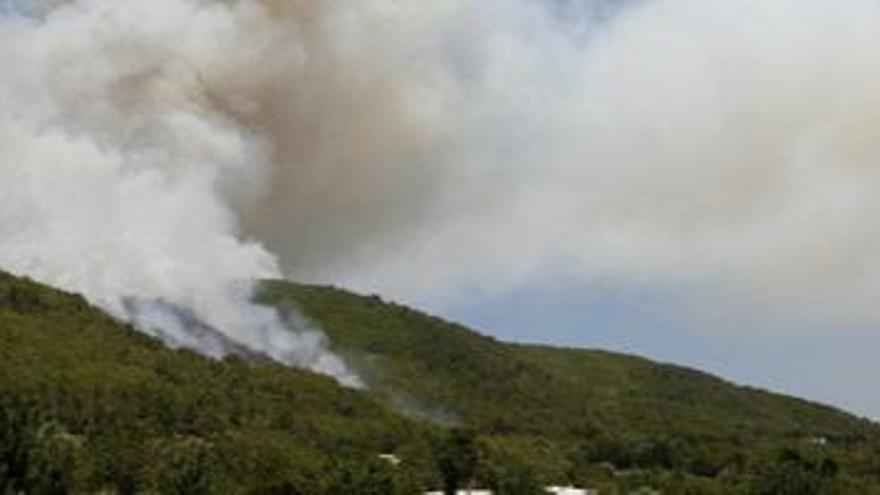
[3,271,880,493]
[259,281,880,493]
[0,272,427,493]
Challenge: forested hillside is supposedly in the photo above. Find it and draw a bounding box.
[261,281,880,493]
[3,270,880,493]
[0,271,434,493]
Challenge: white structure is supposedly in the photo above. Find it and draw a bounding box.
[547,486,595,495]
[809,436,829,446]
[378,453,402,466]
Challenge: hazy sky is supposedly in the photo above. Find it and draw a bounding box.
[3,0,880,417]
[447,283,879,419]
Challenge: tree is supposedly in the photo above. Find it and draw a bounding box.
[751,449,825,495]
[434,429,479,495]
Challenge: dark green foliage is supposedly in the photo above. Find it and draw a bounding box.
[260,281,872,440]
[3,269,880,492]
[433,428,480,494]
[260,280,880,492]
[323,457,396,495]
[748,448,852,495]
[0,271,433,493]
[479,436,551,495]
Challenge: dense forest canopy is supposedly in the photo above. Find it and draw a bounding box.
[1,270,880,493]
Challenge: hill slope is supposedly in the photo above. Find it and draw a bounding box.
[2,270,880,493]
[0,271,433,494]
[260,281,871,439]
[260,280,880,492]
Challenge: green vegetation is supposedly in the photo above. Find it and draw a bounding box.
[2,270,880,493]
[0,271,431,493]
[260,280,880,493]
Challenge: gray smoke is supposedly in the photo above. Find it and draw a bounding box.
[3,0,880,376]
[250,0,880,335]
[0,0,370,386]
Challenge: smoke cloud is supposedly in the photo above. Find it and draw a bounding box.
[0,0,374,385]
[261,0,880,335]
[3,0,880,384]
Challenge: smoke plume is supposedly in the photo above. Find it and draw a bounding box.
[254,0,880,334]
[0,0,375,385]
[3,0,880,380]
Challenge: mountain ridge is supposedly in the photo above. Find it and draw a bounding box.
[259,280,869,438]
[2,269,879,492]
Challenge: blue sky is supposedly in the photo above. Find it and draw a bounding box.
[445,285,878,419]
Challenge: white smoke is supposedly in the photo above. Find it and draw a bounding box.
[262,0,880,335]
[3,0,880,381]
[0,0,364,386]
